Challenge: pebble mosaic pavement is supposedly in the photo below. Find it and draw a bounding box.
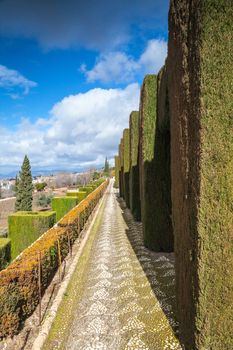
[49,180,182,350]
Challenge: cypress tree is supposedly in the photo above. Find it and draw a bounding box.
[15,155,33,211]
[104,157,110,175]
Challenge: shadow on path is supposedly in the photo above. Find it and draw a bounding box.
[117,195,179,339]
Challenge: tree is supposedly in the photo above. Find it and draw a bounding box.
[15,155,33,211]
[35,182,47,192]
[104,157,110,175]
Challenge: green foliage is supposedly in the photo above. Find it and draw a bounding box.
[52,196,79,221]
[114,155,120,188]
[8,211,56,260]
[35,182,47,191]
[92,171,100,180]
[104,157,110,175]
[123,129,130,208]
[37,193,53,208]
[15,155,33,211]
[168,1,233,348]
[0,238,11,270]
[77,186,93,195]
[67,191,87,202]
[129,111,141,220]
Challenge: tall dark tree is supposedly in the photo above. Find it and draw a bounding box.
[104,157,110,175]
[15,155,33,211]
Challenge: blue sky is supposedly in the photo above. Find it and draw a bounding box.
[0,0,169,176]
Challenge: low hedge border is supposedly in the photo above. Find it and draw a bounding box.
[0,180,109,338]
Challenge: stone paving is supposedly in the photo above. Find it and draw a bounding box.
[61,180,181,350]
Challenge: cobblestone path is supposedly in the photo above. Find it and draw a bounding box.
[45,180,181,350]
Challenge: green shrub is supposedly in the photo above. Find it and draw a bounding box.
[67,191,87,202]
[168,1,233,348]
[8,211,56,260]
[35,182,47,192]
[129,111,141,220]
[37,193,53,208]
[51,196,79,221]
[0,238,11,270]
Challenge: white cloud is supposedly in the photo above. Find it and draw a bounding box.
[82,39,167,83]
[0,83,140,174]
[0,64,37,96]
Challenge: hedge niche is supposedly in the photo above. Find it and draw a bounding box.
[123,128,130,208]
[52,196,79,221]
[0,238,11,270]
[8,211,56,260]
[78,186,93,195]
[114,155,120,188]
[129,111,141,221]
[168,1,233,349]
[139,75,157,249]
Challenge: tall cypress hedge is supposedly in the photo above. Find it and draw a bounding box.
[119,138,124,198]
[168,1,233,348]
[123,128,130,208]
[52,196,79,221]
[114,155,120,188]
[153,65,173,252]
[129,111,141,221]
[139,75,157,249]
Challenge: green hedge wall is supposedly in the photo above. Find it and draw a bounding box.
[119,138,124,198]
[0,238,11,270]
[139,74,158,249]
[168,1,233,348]
[67,191,87,202]
[114,155,120,188]
[8,211,56,260]
[129,111,141,221]
[123,128,130,208]
[52,196,79,221]
[78,186,93,195]
[151,65,173,252]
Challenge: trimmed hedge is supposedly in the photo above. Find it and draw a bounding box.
[67,191,87,202]
[78,186,94,195]
[119,138,124,198]
[150,65,173,252]
[52,196,79,221]
[0,238,11,270]
[123,128,130,208]
[0,180,108,337]
[139,75,158,249]
[114,155,120,188]
[129,111,141,221]
[8,211,56,260]
[168,1,233,348]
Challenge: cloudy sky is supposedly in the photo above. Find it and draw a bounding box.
[0,0,169,176]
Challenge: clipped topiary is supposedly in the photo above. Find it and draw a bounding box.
[52,196,79,221]
[129,111,141,221]
[168,1,233,348]
[8,211,56,259]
